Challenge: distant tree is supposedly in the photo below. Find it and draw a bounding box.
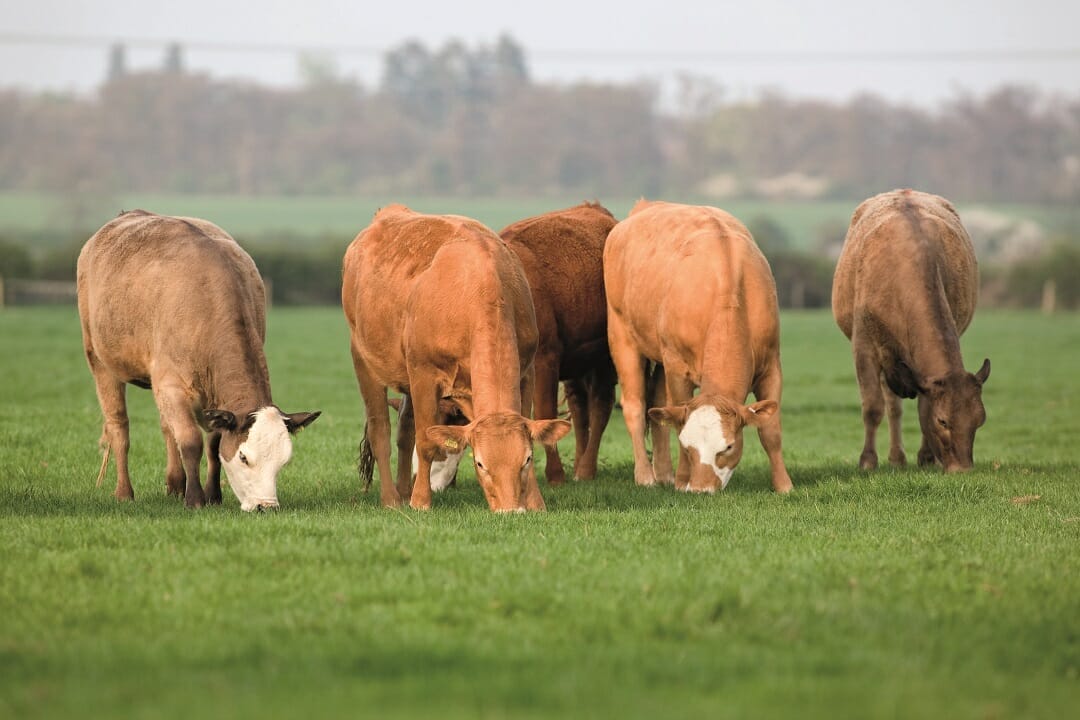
[107,43,126,83]
[164,43,184,74]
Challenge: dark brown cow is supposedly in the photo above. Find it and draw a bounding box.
[604,200,792,494]
[77,210,319,510]
[832,189,989,472]
[342,205,570,512]
[499,202,617,485]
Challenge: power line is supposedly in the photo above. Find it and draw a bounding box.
[1,31,1079,65]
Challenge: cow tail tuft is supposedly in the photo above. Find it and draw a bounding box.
[358,424,375,492]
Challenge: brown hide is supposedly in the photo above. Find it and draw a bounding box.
[832,189,989,472]
[342,205,569,511]
[77,210,318,510]
[604,200,792,493]
[499,202,617,484]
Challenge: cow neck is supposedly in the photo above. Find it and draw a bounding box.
[467,320,523,417]
[699,343,755,403]
[203,326,273,417]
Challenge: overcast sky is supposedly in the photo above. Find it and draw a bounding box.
[2,0,1078,106]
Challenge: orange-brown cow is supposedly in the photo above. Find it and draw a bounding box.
[77,210,320,511]
[341,205,570,512]
[499,202,617,485]
[832,189,990,472]
[604,200,792,494]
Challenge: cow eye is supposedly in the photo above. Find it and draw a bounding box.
[937,418,949,430]
[523,454,533,467]
[476,458,486,472]
[239,451,249,466]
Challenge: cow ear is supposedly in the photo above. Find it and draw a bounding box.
[283,411,320,434]
[426,424,471,453]
[204,409,238,431]
[974,358,990,385]
[528,418,572,446]
[741,400,778,427]
[648,405,688,428]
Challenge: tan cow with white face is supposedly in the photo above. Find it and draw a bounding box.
[832,189,989,472]
[342,205,570,512]
[77,210,320,511]
[604,200,792,494]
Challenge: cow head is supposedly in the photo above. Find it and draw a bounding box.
[426,412,571,512]
[917,358,990,472]
[205,406,320,511]
[648,395,778,493]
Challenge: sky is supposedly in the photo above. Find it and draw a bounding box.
[1,0,1079,107]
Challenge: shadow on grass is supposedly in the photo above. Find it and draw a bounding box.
[3,458,1074,518]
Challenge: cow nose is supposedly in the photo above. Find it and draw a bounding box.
[255,501,280,512]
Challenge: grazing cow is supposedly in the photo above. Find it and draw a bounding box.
[604,200,792,494]
[832,189,990,472]
[499,202,618,485]
[77,210,320,511]
[341,205,570,512]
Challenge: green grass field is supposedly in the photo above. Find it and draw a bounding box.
[1,307,1078,719]
[3,191,1077,252]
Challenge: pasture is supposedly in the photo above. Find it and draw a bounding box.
[1,306,1078,719]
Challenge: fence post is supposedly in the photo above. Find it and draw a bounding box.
[1041,278,1057,315]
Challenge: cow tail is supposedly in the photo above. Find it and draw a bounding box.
[358,424,375,492]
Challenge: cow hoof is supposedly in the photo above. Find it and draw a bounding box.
[888,451,907,467]
[858,452,878,470]
[409,498,432,511]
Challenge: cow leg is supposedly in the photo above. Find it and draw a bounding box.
[584,366,616,479]
[663,369,696,491]
[564,378,590,479]
[882,380,906,467]
[159,413,185,497]
[853,348,884,470]
[916,395,937,467]
[351,346,399,507]
[608,313,655,486]
[648,364,674,486]
[533,354,566,485]
[394,393,416,498]
[205,431,223,504]
[155,385,206,509]
[752,362,793,493]
[409,379,440,511]
[90,365,134,501]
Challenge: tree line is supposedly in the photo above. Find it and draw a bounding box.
[1,35,1079,204]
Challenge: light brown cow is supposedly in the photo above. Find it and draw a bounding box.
[832,189,990,472]
[341,205,570,512]
[499,202,617,485]
[604,200,792,494]
[77,210,320,511]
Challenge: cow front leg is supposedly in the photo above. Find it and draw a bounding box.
[648,364,674,486]
[205,431,223,504]
[533,355,566,485]
[882,380,906,467]
[752,362,793,493]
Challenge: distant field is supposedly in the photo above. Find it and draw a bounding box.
[2,307,1078,719]
[2,191,1077,252]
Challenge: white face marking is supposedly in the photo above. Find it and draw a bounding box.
[678,405,734,489]
[220,407,293,511]
[412,446,462,492]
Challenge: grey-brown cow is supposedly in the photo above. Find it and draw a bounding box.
[77,210,319,510]
[832,189,989,472]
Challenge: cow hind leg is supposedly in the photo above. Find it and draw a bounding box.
[394,393,416,497]
[882,380,906,467]
[577,368,615,481]
[564,378,590,479]
[408,380,441,511]
[352,348,399,507]
[607,314,655,486]
[91,370,134,502]
[853,349,884,470]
